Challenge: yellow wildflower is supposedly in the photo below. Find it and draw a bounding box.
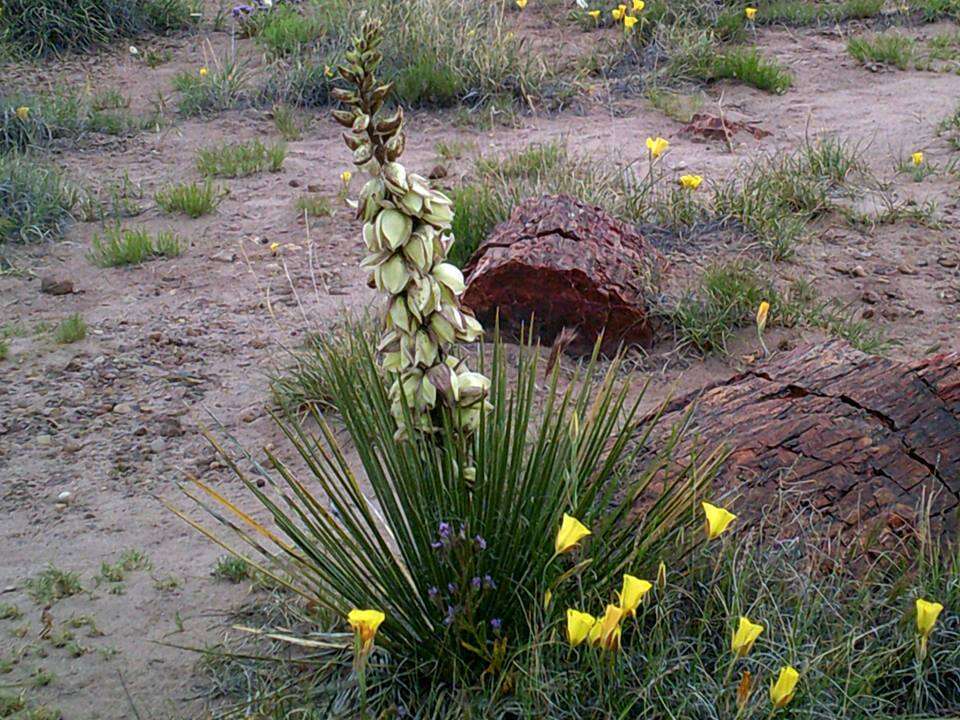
[324,65,334,78]
[756,300,770,333]
[340,170,352,185]
[588,9,601,19]
[618,574,652,617]
[594,604,624,651]
[199,67,209,77]
[679,174,703,190]
[347,608,385,652]
[566,609,596,647]
[624,14,638,28]
[770,666,800,709]
[912,151,924,166]
[555,513,591,554]
[15,106,29,121]
[269,242,280,255]
[731,616,764,657]
[516,0,527,8]
[645,136,669,158]
[702,501,737,540]
[916,598,944,639]
[745,6,758,19]
[633,0,645,10]
[612,4,627,20]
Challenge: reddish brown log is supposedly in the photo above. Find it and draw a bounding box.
[462,194,664,355]
[646,340,960,540]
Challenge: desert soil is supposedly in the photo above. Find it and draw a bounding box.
[1,15,959,720]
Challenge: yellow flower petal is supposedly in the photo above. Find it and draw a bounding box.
[566,609,597,646]
[745,6,758,19]
[199,67,208,77]
[702,501,736,540]
[516,0,527,8]
[555,513,591,554]
[645,136,669,158]
[618,574,652,616]
[770,666,800,709]
[596,604,624,651]
[588,9,601,18]
[679,174,703,190]
[348,608,385,646]
[633,0,645,10]
[731,615,764,657]
[911,151,924,166]
[756,301,770,333]
[15,106,30,121]
[623,14,638,28]
[916,598,944,638]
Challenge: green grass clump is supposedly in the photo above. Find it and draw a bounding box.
[259,0,542,110]
[708,47,793,94]
[668,261,772,354]
[256,5,323,59]
[272,104,303,140]
[172,61,251,116]
[0,0,198,58]
[0,338,8,361]
[294,195,333,218]
[0,155,75,243]
[53,314,87,344]
[752,0,883,25]
[938,103,960,149]
[212,556,250,583]
[196,139,286,178]
[155,180,224,217]
[712,139,865,259]
[449,142,625,266]
[26,566,83,604]
[848,32,915,70]
[88,225,182,267]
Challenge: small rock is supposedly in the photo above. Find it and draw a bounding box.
[897,264,918,275]
[862,308,875,319]
[851,265,867,278]
[113,402,133,415]
[158,417,185,437]
[289,179,301,188]
[57,491,72,503]
[428,164,448,180]
[861,290,880,305]
[241,408,260,423]
[938,256,958,268]
[211,251,237,263]
[41,277,74,295]
[306,183,322,193]
[149,438,166,454]
[36,434,52,446]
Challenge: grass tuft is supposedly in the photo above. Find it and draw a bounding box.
[155,180,224,218]
[848,32,915,70]
[53,314,87,344]
[708,47,793,94]
[196,139,287,178]
[88,225,182,267]
[26,566,83,604]
[0,155,75,244]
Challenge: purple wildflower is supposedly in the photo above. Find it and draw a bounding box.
[471,576,482,590]
[474,534,487,550]
[483,574,496,590]
[490,618,502,631]
[444,605,457,626]
[438,522,452,538]
[447,582,457,594]
[428,586,439,599]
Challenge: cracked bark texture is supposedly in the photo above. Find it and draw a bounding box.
[462,194,664,355]
[647,340,960,539]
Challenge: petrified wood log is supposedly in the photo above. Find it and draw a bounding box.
[462,194,664,355]
[649,340,960,539]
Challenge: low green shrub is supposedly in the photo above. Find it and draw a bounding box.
[256,5,323,59]
[0,0,198,58]
[172,61,251,116]
[0,155,75,243]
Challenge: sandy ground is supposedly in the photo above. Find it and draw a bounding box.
[1,16,959,719]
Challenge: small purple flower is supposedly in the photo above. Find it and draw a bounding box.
[483,574,497,590]
[490,618,502,631]
[444,605,457,626]
[447,582,457,594]
[474,535,487,550]
[438,522,452,538]
[428,586,439,600]
[471,576,482,590]
[430,540,443,550]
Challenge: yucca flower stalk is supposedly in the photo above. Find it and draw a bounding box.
[331,20,489,444]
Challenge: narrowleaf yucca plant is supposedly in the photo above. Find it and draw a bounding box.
[175,325,726,679]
